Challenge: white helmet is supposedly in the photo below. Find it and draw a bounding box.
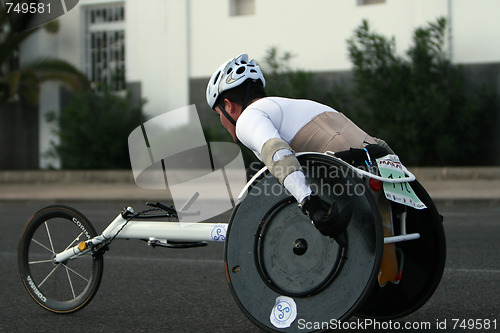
[206,54,266,110]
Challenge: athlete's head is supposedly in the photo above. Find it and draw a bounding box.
[206,54,267,142]
[206,53,266,111]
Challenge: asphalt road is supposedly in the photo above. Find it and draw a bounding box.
[1,200,499,332]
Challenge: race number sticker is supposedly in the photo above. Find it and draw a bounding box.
[376,155,426,210]
[270,296,297,328]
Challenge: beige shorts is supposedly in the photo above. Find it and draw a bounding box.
[290,112,376,153]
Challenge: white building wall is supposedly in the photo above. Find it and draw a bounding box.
[451,0,500,64]
[191,0,500,77]
[126,0,189,117]
[17,0,500,167]
[30,0,190,119]
[29,0,500,115]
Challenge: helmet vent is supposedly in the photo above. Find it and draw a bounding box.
[236,66,245,74]
[227,68,233,75]
[213,72,221,84]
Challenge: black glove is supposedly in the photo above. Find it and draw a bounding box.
[299,194,352,246]
[335,144,389,167]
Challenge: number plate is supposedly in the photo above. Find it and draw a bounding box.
[376,155,426,210]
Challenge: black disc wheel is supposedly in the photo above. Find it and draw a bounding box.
[18,205,103,313]
[225,154,384,332]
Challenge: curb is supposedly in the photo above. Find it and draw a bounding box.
[1,167,499,184]
[0,170,134,184]
[409,167,500,181]
[433,197,500,207]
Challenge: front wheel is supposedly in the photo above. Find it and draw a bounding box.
[18,205,103,313]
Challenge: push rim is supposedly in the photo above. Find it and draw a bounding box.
[254,198,346,298]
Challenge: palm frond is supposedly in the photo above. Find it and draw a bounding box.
[0,5,59,66]
[22,57,90,91]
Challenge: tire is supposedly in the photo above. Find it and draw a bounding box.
[18,205,103,314]
[225,153,383,332]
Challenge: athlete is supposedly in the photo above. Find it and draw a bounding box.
[206,54,388,244]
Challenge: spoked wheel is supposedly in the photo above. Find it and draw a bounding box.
[225,154,384,332]
[356,180,446,319]
[18,205,103,313]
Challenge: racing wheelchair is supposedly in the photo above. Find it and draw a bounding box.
[18,151,446,332]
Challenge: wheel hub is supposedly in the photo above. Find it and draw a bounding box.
[292,238,308,255]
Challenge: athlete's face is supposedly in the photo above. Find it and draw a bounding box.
[215,99,242,143]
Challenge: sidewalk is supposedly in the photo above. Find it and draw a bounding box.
[0,168,499,204]
[410,166,500,204]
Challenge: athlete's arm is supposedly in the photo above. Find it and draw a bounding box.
[236,109,311,203]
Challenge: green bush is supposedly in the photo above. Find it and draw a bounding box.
[262,47,316,99]
[347,18,497,165]
[46,86,146,169]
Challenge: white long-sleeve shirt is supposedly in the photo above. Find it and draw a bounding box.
[236,97,340,202]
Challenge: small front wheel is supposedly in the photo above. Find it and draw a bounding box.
[18,205,103,313]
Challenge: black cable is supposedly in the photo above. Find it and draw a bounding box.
[106,208,162,245]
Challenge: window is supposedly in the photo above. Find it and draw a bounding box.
[230,0,255,16]
[357,0,386,5]
[83,3,126,91]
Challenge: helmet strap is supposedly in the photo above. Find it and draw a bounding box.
[219,103,237,126]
